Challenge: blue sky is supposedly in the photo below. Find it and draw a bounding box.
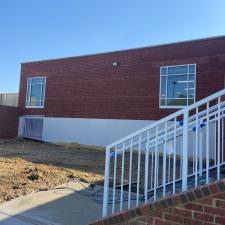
[1,0,225,92]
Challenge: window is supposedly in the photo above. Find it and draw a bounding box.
[160,64,196,108]
[26,77,46,107]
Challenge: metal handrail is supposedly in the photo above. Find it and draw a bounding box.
[107,89,225,149]
[103,88,225,217]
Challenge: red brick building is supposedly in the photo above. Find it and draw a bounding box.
[18,36,225,146]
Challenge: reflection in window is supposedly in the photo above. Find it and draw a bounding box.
[26,77,46,107]
[160,64,196,107]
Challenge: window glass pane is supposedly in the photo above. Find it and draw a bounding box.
[168,65,188,75]
[167,75,188,98]
[167,99,187,106]
[160,64,195,107]
[160,67,167,75]
[188,99,194,105]
[160,76,166,98]
[188,90,194,98]
[189,74,195,82]
[26,84,30,102]
[30,100,42,106]
[32,78,44,84]
[188,80,194,88]
[188,81,195,98]
[26,77,45,107]
[30,84,42,101]
[160,99,166,106]
[189,65,196,73]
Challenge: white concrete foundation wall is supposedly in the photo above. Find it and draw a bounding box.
[18,117,24,137]
[18,116,217,159]
[41,117,153,146]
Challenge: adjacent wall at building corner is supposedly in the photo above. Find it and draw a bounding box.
[42,117,153,146]
[0,106,19,138]
[0,93,18,107]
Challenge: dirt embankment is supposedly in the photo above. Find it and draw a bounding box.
[0,139,105,204]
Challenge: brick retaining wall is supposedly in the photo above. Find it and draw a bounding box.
[90,179,225,225]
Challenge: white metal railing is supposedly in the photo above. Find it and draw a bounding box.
[102,89,225,217]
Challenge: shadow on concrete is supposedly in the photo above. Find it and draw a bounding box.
[0,182,103,225]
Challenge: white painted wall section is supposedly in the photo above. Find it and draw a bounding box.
[18,116,217,160]
[42,117,153,146]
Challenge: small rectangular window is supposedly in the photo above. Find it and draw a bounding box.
[159,64,196,108]
[26,77,46,108]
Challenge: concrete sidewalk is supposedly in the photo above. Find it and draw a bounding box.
[0,181,103,225]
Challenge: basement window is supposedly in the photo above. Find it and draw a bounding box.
[26,77,46,108]
[160,64,196,108]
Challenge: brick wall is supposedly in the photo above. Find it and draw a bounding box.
[90,179,225,225]
[18,36,225,120]
[0,106,19,138]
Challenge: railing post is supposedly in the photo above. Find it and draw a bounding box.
[182,108,189,192]
[102,146,111,217]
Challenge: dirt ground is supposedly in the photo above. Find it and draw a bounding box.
[0,138,106,204]
[0,138,186,205]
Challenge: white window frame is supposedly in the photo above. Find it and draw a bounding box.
[159,64,196,109]
[25,77,46,108]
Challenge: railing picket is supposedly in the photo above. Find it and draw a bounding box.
[206,102,210,184]
[112,149,117,214]
[162,123,167,197]
[154,127,158,200]
[199,127,203,176]
[180,141,183,179]
[136,135,141,206]
[173,118,177,194]
[193,132,195,174]
[144,131,150,203]
[214,120,217,166]
[151,147,154,189]
[128,140,133,209]
[168,153,171,182]
[195,108,199,187]
[217,97,221,180]
[182,109,189,191]
[120,143,125,211]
